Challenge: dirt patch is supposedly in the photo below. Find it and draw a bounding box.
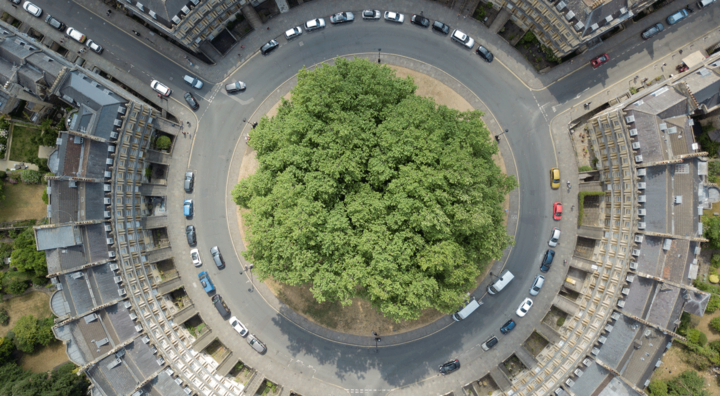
[524,331,549,357]
[651,345,720,395]
[204,340,230,364]
[230,361,254,386]
[543,306,568,332]
[0,292,51,337]
[20,342,68,373]
[236,66,511,336]
[501,354,527,379]
[698,309,720,342]
[0,182,46,222]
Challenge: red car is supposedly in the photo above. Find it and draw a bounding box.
[553,202,562,220]
[591,54,609,68]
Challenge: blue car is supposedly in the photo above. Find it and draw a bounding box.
[666,9,689,25]
[540,249,555,273]
[500,319,516,334]
[198,271,215,293]
[184,199,193,217]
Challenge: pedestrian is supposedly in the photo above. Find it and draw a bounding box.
[662,62,667,66]
[457,14,460,19]
[679,50,683,54]
[187,121,191,127]
[571,205,575,211]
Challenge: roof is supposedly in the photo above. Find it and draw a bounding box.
[682,51,707,68]
[57,71,127,112]
[35,225,82,250]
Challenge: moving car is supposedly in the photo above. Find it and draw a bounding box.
[500,319,516,334]
[411,15,430,28]
[549,168,560,189]
[86,40,103,54]
[451,29,474,48]
[591,53,609,68]
[481,335,498,351]
[553,202,562,220]
[151,80,172,96]
[432,20,450,34]
[540,249,555,272]
[305,18,326,31]
[190,248,202,267]
[212,294,230,316]
[183,75,204,89]
[225,81,246,93]
[285,26,302,40]
[183,199,193,217]
[184,171,194,192]
[186,225,196,245]
[198,271,215,293]
[529,274,545,296]
[229,316,248,336]
[66,28,87,43]
[516,298,533,317]
[260,40,279,55]
[210,246,225,269]
[666,9,689,25]
[384,11,404,23]
[548,228,561,247]
[439,359,460,375]
[45,15,64,30]
[476,45,494,62]
[330,12,354,24]
[362,10,381,20]
[641,23,664,40]
[23,2,42,17]
[247,334,267,353]
[184,92,199,110]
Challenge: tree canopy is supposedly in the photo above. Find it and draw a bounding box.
[10,228,47,278]
[232,58,516,321]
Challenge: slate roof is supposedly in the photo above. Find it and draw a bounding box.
[36,225,82,250]
[642,168,668,233]
[85,183,107,221]
[57,71,127,112]
[85,224,110,262]
[571,362,610,396]
[90,264,120,304]
[50,180,79,224]
[0,33,71,99]
[635,236,663,276]
[646,284,681,329]
[45,245,86,273]
[103,301,138,343]
[595,316,638,369]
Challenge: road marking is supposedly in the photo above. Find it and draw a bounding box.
[224,94,255,105]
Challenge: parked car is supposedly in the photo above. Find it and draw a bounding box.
[330,12,354,24]
[548,228,561,247]
[285,26,302,40]
[516,298,533,317]
[183,75,203,89]
[210,246,225,269]
[451,29,474,48]
[184,92,199,110]
[45,15,64,30]
[66,27,87,43]
[481,335,498,351]
[184,171,194,192]
[212,294,230,316]
[540,249,555,272]
[151,80,172,96]
[260,40,279,55]
[229,316,248,336]
[362,10,381,20]
[553,202,562,220]
[411,14,430,28]
[697,0,716,8]
[225,81,246,93]
[304,18,326,31]
[591,54,609,68]
[185,225,196,245]
[190,248,202,267]
[529,274,545,296]
[432,20,450,34]
[549,168,560,189]
[247,334,267,353]
[641,23,664,40]
[384,11,404,23]
[198,271,215,293]
[23,2,42,17]
[500,319,516,334]
[439,359,460,375]
[183,199,193,217]
[86,40,103,54]
[666,9,689,25]
[476,45,494,62]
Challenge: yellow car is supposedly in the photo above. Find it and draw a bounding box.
[550,168,560,189]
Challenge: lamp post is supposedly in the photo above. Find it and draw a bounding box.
[378,48,381,64]
[495,129,509,143]
[375,337,381,352]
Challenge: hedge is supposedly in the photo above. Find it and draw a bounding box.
[578,191,605,226]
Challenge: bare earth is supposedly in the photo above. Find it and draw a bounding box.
[651,344,720,395]
[0,292,52,337]
[20,342,69,373]
[236,66,510,336]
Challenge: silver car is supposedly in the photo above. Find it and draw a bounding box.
[384,11,404,23]
[451,29,475,48]
[362,10,381,20]
[285,26,302,40]
[304,18,325,31]
[23,2,42,17]
[247,334,266,353]
[529,275,544,296]
[86,40,103,54]
[330,12,354,24]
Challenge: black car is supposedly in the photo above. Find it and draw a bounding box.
[411,15,430,27]
[432,20,450,34]
[260,39,279,55]
[212,294,230,316]
[540,249,555,272]
[439,359,460,375]
[476,45,494,62]
[186,225,196,245]
[641,23,664,40]
[500,319,516,334]
[184,92,199,110]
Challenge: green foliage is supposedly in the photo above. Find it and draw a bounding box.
[687,328,707,345]
[0,308,8,326]
[698,331,708,346]
[694,279,720,295]
[41,188,48,204]
[0,337,14,366]
[709,340,720,353]
[20,169,41,184]
[541,44,561,63]
[648,379,668,396]
[0,171,5,179]
[712,253,720,268]
[707,294,720,313]
[698,124,719,158]
[704,216,720,248]
[711,317,720,333]
[519,31,538,45]
[7,279,28,295]
[233,58,517,321]
[155,135,171,150]
[677,312,691,336]
[556,316,565,326]
[578,191,605,226]
[578,165,592,172]
[10,227,47,277]
[12,315,38,353]
[36,317,55,347]
[709,160,720,179]
[630,87,638,95]
[0,362,89,396]
[667,370,709,396]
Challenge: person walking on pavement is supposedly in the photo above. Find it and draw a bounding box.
[567,180,571,190]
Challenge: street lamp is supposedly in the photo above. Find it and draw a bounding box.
[378,48,381,64]
[375,337,381,352]
[495,129,509,143]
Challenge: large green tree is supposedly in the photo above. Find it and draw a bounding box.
[232,58,516,320]
[10,228,47,277]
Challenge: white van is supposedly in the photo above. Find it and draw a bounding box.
[697,0,715,8]
[452,296,482,321]
[487,270,515,295]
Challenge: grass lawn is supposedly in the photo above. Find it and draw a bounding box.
[8,124,41,162]
[0,182,46,222]
[0,292,52,337]
[20,342,68,373]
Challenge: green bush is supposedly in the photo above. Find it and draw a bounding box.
[556,317,565,326]
[712,253,720,268]
[0,171,5,179]
[698,331,708,346]
[155,135,171,150]
[41,189,48,204]
[579,165,592,172]
[677,312,691,336]
[630,87,638,95]
[709,340,720,353]
[707,294,720,313]
[687,328,706,345]
[647,379,668,396]
[0,308,9,326]
[710,317,720,333]
[7,279,28,295]
[20,169,41,184]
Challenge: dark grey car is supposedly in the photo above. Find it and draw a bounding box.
[641,23,664,40]
[45,14,64,30]
[184,171,194,192]
[432,20,450,34]
[225,81,246,93]
[210,246,225,269]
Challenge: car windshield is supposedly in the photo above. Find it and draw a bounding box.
[191,252,198,260]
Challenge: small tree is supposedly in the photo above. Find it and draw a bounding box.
[0,308,9,326]
[155,135,171,150]
[709,340,720,353]
[12,315,38,353]
[710,316,720,333]
[41,189,48,204]
[20,169,41,184]
[7,279,28,295]
[706,294,720,313]
[647,379,668,396]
